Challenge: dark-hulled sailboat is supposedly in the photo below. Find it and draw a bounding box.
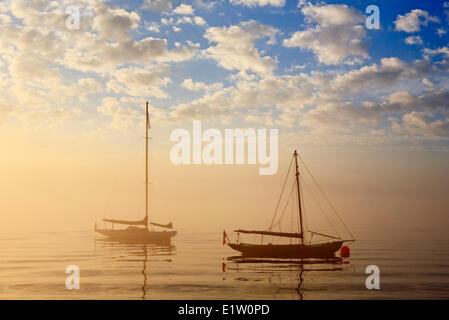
[95,102,177,243]
[225,150,354,259]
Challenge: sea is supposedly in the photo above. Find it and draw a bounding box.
[0,229,448,300]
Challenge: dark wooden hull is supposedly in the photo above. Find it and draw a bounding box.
[228,241,343,259]
[96,228,177,244]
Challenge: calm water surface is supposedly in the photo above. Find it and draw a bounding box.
[0,230,448,299]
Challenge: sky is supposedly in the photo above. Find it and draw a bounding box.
[0,0,449,238]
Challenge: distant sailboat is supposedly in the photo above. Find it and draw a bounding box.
[225,150,354,259]
[95,102,177,243]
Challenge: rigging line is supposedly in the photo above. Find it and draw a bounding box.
[298,156,355,240]
[301,177,341,238]
[299,157,348,238]
[269,155,294,230]
[271,182,295,230]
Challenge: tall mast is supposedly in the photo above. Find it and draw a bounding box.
[145,102,149,229]
[294,150,304,245]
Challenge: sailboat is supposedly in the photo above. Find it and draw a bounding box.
[95,102,177,243]
[225,150,354,259]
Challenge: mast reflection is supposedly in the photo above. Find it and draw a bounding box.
[95,238,175,299]
[222,256,345,300]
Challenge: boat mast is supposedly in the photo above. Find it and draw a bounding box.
[294,150,304,244]
[145,102,149,230]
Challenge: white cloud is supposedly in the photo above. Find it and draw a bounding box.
[168,55,446,144]
[181,78,223,92]
[92,5,140,41]
[175,15,206,26]
[63,37,169,73]
[0,0,189,129]
[424,46,449,58]
[172,4,194,15]
[97,97,141,132]
[330,58,406,93]
[194,16,206,26]
[283,4,367,65]
[147,22,160,33]
[422,78,434,87]
[299,88,449,140]
[157,41,200,62]
[437,28,447,36]
[97,98,139,118]
[161,17,174,25]
[394,111,449,139]
[404,35,423,45]
[230,0,285,7]
[0,13,11,25]
[96,97,172,131]
[176,16,192,24]
[169,89,234,121]
[394,9,440,33]
[1,0,449,145]
[142,0,173,12]
[204,20,279,75]
[68,78,103,103]
[301,3,364,26]
[193,0,218,10]
[106,65,172,99]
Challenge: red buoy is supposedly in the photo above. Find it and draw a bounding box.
[340,246,350,258]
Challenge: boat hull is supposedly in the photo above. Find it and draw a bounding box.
[228,241,343,259]
[96,228,177,244]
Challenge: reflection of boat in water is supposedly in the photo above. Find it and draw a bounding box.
[95,238,175,300]
[223,256,347,300]
[95,102,177,243]
[223,256,346,274]
[225,150,355,259]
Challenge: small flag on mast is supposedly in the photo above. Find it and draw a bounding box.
[223,230,228,245]
[146,104,151,129]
